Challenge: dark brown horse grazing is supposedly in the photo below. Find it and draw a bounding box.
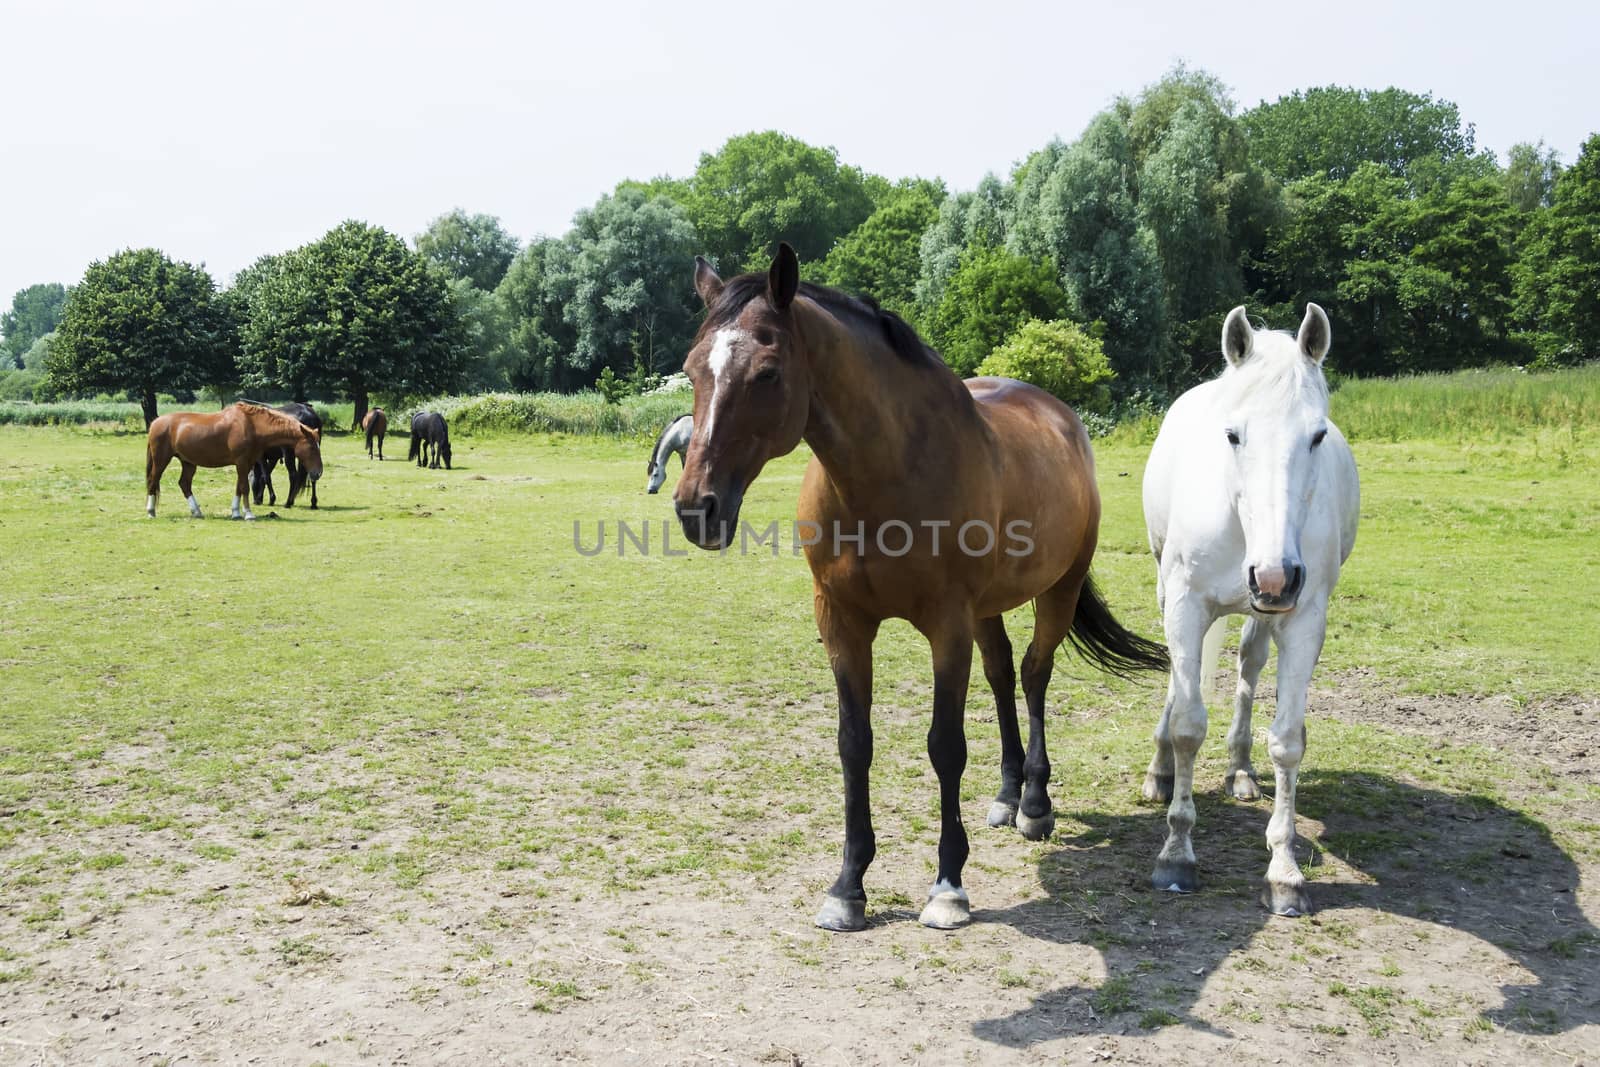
[146,403,323,520]
[363,407,388,460]
[675,245,1168,932]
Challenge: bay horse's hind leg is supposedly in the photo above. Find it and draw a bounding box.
[1010,573,1084,842]
[1224,616,1270,800]
[231,463,255,519]
[146,440,173,517]
[177,461,203,518]
[920,618,975,928]
[976,616,1022,829]
[814,601,879,933]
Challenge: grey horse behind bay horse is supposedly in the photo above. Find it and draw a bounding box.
[645,413,693,494]
[1141,304,1359,916]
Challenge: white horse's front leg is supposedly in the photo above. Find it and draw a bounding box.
[1261,608,1326,916]
[1152,600,1211,893]
[1225,616,1271,800]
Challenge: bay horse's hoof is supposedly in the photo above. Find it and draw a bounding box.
[1226,769,1261,801]
[919,882,970,930]
[986,800,1017,828]
[815,894,867,932]
[1142,773,1175,804]
[1262,879,1312,917]
[1152,859,1199,895]
[1016,809,1055,842]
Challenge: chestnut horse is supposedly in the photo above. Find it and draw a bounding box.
[363,407,388,460]
[675,245,1167,931]
[146,402,323,520]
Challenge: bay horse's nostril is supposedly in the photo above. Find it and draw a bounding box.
[698,493,719,524]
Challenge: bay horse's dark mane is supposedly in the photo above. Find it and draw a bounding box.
[700,273,947,372]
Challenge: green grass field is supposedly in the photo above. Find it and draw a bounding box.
[0,404,1596,1061]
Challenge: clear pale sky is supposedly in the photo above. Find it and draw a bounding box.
[1,0,1594,305]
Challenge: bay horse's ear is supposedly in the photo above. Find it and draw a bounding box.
[693,256,723,308]
[1297,303,1331,365]
[768,242,799,311]
[1221,305,1253,368]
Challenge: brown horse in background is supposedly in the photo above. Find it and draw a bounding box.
[675,245,1168,932]
[363,407,388,460]
[146,402,323,520]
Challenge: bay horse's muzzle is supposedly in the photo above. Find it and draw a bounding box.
[675,489,742,550]
[1248,561,1306,613]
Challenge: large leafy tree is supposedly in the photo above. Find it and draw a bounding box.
[415,209,521,292]
[1243,86,1480,184]
[915,173,1012,312]
[925,246,1070,377]
[1,283,68,369]
[1513,134,1600,365]
[495,237,579,391]
[1502,141,1562,215]
[238,221,466,427]
[810,181,943,312]
[45,249,230,426]
[681,131,874,271]
[1008,113,1169,387]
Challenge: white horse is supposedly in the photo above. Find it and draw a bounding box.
[646,413,693,494]
[1141,304,1359,916]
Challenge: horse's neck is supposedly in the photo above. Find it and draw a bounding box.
[251,415,303,447]
[660,419,689,463]
[799,306,971,505]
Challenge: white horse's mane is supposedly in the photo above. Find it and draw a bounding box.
[1215,328,1330,417]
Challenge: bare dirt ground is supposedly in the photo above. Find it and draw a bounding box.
[2,677,1597,1066]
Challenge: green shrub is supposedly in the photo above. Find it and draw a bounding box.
[976,319,1115,413]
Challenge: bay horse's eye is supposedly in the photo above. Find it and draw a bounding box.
[1225,429,1240,447]
[754,366,780,386]
[1310,428,1328,449]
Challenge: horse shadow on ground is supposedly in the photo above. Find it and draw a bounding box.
[970,772,1600,1045]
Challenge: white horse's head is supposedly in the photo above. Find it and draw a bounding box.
[1217,304,1333,613]
[646,457,668,495]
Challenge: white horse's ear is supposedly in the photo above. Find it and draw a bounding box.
[1221,306,1253,368]
[693,256,723,308]
[1298,303,1331,365]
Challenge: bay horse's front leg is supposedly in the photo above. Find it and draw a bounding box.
[814,599,879,933]
[921,620,974,929]
[1153,599,1210,894]
[1260,608,1325,916]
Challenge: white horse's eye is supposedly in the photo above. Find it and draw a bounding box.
[1310,428,1327,449]
[1225,429,1241,447]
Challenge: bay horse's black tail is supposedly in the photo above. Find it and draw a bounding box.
[1067,575,1170,679]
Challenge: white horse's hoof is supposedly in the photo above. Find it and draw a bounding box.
[815,895,867,932]
[919,883,970,930]
[986,800,1017,828]
[1152,859,1199,894]
[1142,773,1174,804]
[1016,809,1055,842]
[1263,879,1312,916]
[1226,769,1261,801]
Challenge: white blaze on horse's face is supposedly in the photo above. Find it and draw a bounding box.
[1218,304,1333,613]
[701,327,748,445]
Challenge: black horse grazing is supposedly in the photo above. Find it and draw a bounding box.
[248,401,323,508]
[408,412,452,470]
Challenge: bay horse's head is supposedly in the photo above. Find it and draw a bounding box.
[674,244,810,548]
[1217,304,1333,613]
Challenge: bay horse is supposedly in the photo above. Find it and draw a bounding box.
[363,407,388,460]
[247,401,323,509]
[1142,305,1359,915]
[645,413,693,494]
[409,412,452,469]
[675,245,1168,931]
[146,402,323,520]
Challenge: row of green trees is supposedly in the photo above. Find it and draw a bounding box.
[4,69,1597,422]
